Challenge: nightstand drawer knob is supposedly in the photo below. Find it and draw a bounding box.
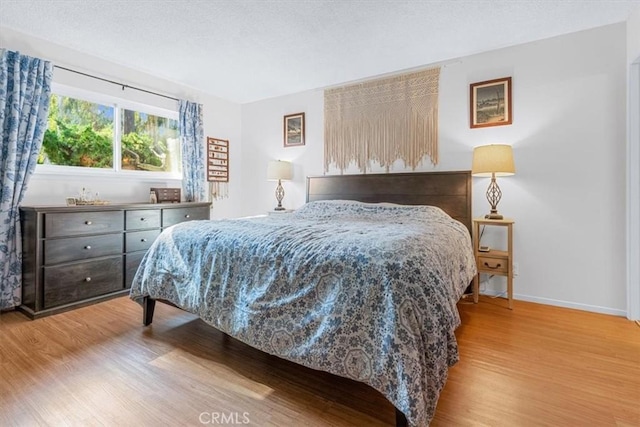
[85,221,92,225]
[85,277,92,282]
[140,217,146,221]
[141,238,147,242]
[84,245,91,250]
[184,214,190,218]
[483,262,502,269]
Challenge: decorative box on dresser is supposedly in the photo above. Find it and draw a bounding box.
[20,202,211,319]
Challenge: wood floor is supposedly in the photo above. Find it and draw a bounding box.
[0,295,638,426]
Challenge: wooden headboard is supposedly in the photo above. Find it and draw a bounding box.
[306,171,472,233]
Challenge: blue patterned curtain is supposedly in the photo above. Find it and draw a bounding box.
[0,50,53,309]
[179,100,206,202]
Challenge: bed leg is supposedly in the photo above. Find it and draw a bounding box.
[395,408,407,427]
[143,297,156,326]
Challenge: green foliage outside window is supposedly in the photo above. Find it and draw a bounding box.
[39,94,179,172]
[121,109,178,172]
[42,118,113,167]
[122,132,165,169]
[40,95,114,168]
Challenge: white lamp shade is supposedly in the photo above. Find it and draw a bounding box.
[267,160,293,181]
[472,144,515,177]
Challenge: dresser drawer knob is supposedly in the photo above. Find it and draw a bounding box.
[85,277,92,282]
[483,262,502,269]
[140,217,146,221]
[85,221,92,225]
[184,214,190,218]
[141,238,147,242]
[84,245,91,250]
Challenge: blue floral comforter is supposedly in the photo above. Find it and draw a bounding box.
[130,200,476,426]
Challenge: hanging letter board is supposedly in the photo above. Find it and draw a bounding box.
[206,137,229,182]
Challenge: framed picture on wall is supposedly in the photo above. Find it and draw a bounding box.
[284,112,305,147]
[470,77,512,128]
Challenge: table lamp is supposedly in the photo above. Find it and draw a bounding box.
[267,160,293,211]
[472,144,515,219]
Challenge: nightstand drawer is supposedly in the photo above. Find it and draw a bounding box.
[126,229,161,252]
[126,209,161,230]
[44,234,123,265]
[43,256,123,309]
[45,211,123,238]
[478,256,508,273]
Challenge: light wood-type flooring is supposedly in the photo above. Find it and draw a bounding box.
[0,295,638,426]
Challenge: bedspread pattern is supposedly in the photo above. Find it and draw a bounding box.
[130,201,476,426]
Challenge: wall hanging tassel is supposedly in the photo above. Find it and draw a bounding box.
[210,182,229,200]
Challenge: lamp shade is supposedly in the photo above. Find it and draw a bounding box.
[267,160,293,181]
[471,144,515,177]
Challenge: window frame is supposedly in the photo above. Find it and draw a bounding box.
[36,83,182,181]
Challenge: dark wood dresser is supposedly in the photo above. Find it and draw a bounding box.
[19,202,211,319]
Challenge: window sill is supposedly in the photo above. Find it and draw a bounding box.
[33,165,182,182]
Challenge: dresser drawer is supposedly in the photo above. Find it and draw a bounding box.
[45,211,123,238]
[44,233,122,265]
[125,251,146,288]
[163,206,209,227]
[478,256,508,274]
[43,256,123,309]
[126,229,161,253]
[126,209,161,230]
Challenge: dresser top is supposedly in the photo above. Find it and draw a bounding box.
[20,201,211,213]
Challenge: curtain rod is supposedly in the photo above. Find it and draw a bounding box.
[54,65,179,102]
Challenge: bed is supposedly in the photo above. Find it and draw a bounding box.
[130,171,476,427]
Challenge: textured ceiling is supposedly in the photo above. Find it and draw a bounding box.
[1,0,638,103]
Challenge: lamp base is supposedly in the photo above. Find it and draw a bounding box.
[274,179,286,211]
[485,174,504,220]
[484,213,504,220]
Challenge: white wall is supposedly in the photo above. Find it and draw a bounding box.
[242,23,628,315]
[627,6,640,320]
[241,90,324,214]
[628,6,640,62]
[0,27,243,219]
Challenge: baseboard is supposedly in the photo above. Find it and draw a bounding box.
[479,289,627,317]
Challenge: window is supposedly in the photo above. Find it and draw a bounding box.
[41,94,115,168]
[38,85,181,178]
[121,109,179,173]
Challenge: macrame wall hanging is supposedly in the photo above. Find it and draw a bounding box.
[206,137,229,200]
[324,66,440,173]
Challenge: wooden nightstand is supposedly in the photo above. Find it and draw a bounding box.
[472,217,515,309]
